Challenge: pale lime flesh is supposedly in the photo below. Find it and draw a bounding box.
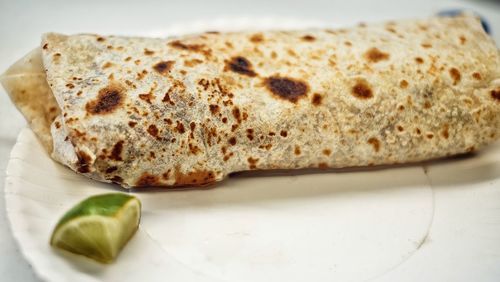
[50,193,141,263]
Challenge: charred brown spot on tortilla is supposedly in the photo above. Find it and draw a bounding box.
[209,104,219,115]
[442,124,449,139]
[280,130,288,137]
[301,35,316,42]
[221,117,228,123]
[175,122,186,134]
[246,129,254,140]
[102,62,113,69]
[105,166,117,174]
[415,57,424,64]
[386,27,397,33]
[367,137,380,152]
[190,122,196,131]
[109,141,124,161]
[188,143,201,155]
[250,33,264,43]
[232,107,242,123]
[147,124,159,138]
[144,48,155,55]
[449,68,461,85]
[364,47,389,63]
[294,146,301,155]
[351,79,373,99]
[169,40,201,51]
[42,43,48,50]
[426,133,434,139]
[169,40,210,57]
[65,83,75,89]
[247,157,259,169]
[421,43,432,48]
[76,150,92,173]
[136,69,148,80]
[417,24,428,31]
[198,79,210,90]
[174,169,215,186]
[491,89,500,101]
[66,117,81,125]
[55,121,61,129]
[136,173,160,187]
[400,80,409,89]
[397,125,404,132]
[96,36,105,42]
[85,83,125,115]
[153,60,175,75]
[139,92,155,104]
[344,41,352,47]
[162,92,175,106]
[287,49,299,58]
[459,35,466,45]
[264,76,309,103]
[259,144,272,150]
[472,72,482,80]
[225,56,257,77]
[318,162,329,169]
[323,149,331,156]
[128,121,137,128]
[221,146,228,155]
[161,170,171,180]
[311,93,323,106]
[184,59,203,67]
[415,128,422,135]
[228,137,237,146]
[424,101,432,109]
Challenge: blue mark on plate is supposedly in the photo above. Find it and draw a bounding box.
[437,9,491,34]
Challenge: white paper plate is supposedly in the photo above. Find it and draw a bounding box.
[5,18,500,282]
[7,126,500,282]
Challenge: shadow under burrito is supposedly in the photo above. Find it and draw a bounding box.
[137,163,431,210]
[424,141,500,188]
[129,142,500,210]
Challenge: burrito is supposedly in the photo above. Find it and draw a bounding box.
[1,15,499,188]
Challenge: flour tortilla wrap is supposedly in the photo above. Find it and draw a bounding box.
[1,15,500,188]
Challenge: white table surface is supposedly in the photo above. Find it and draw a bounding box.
[0,0,499,281]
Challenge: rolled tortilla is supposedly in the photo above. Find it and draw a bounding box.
[1,15,499,188]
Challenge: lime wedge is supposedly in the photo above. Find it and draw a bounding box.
[50,193,141,263]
